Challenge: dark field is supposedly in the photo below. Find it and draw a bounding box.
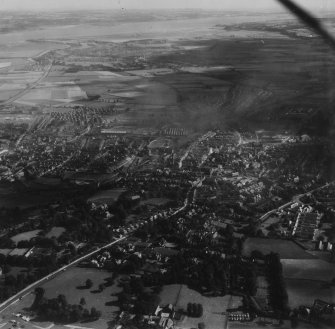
[150,37,335,133]
[243,238,316,259]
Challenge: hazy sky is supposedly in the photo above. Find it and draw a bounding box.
[0,0,333,12]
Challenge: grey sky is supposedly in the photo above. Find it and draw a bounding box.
[0,0,333,12]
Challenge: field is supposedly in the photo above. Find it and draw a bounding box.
[10,230,41,245]
[17,81,88,105]
[87,188,127,205]
[282,259,335,281]
[0,71,43,102]
[0,267,122,329]
[243,238,315,259]
[229,319,318,329]
[45,226,66,239]
[159,284,242,329]
[141,198,171,206]
[282,258,335,308]
[286,279,335,308]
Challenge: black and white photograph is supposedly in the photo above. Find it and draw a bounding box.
[0,0,334,328]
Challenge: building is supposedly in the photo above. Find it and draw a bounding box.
[292,211,321,240]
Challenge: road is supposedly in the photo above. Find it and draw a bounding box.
[0,236,126,314]
[223,295,233,329]
[259,181,335,223]
[0,194,191,314]
[1,61,53,106]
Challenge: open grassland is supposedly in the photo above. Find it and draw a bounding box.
[10,230,42,244]
[45,226,66,239]
[41,267,121,318]
[0,267,122,329]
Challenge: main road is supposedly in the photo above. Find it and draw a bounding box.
[0,190,192,314]
[259,180,335,224]
[1,61,53,106]
[0,236,126,313]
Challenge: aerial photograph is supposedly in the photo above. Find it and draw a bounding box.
[0,0,335,328]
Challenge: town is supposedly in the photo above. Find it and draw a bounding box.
[0,5,335,329]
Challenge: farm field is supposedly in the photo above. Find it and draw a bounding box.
[17,82,88,105]
[243,238,316,259]
[0,267,122,329]
[0,41,67,58]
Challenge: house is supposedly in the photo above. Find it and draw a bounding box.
[292,211,321,240]
[154,304,176,329]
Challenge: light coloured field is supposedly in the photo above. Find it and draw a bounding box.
[20,82,88,104]
[0,62,11,69]
[0,71,43,101]
[10,229,42,244]
[9,248,29,256]
[88,188,127,205]
[109,91,144,98]
[45,226,66,239]
[180,65,232,73]
[0,90,20,101]
[0,71,42,83]
[127,68,175,78]
[0,41,67,58]
[0,83,27,90]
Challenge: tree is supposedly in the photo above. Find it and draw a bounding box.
[3,264,11,274]
[5,275,16,286]
[245,267,257,296]
[250,250,264,260]
[57,294,68,308]
[86,279,93,289]
[130,277,144,295]
[31,287,45,310]
[197,304,203,317]
[90,307,101,320]
[80,297,86,306]
[83,309,90,319]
